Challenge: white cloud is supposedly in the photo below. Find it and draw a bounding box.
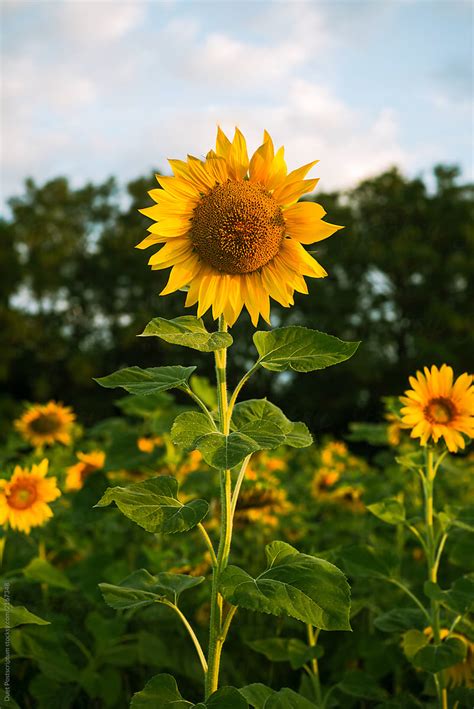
[56,1,146,44]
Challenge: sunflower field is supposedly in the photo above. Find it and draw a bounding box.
[1,129,473,709]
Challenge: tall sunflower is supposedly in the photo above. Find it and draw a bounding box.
[138,127,342,326]
[15,401,76,448]
[400,365,474,453]
[0,459,61,534]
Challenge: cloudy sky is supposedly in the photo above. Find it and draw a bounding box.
[1,0,472,202]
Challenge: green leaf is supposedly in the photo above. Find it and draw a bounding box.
[395,452,424,471]
[374,608,426,633]
[0,598,50,629]
[171,411,216,449]
[253,326,360,373]
[247,637,322,670]
[239,684,275,709]
[424,575,474,615]
[232,399,312,449]
[95,476,208,533]
[195,687,249,708]
[23,557,74,590]
[413,638,467,673]
[284,422,313,448]
[95,365,196,395]
[116,391,173,418]
[139,316,233,352]
[367,498,406,525]
[402,629,429,660]
[220,541,351,631]
[130,673,192,708]
[338,671,386,700]
[197,431,259,469]
[100,569,205,610]
[171,412,258,468]
[264,689,318,709]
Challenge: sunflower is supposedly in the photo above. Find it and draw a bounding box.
[65,451,106,491]
[0,459,61,534]
[138,127,342,326]
[234,484,290,528]
[424,628,474,687]
[400,365,474,453]
[15,401,76,448]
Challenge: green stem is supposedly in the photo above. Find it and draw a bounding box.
[230,455,252,517]
[307,625,322,705]
[205,315,235,698]
[424,448,447,709]
[386,577,431,623]
[181,385,217,427]
[161,600,208,674]
[227,362,260,419]
[197,523,217,567]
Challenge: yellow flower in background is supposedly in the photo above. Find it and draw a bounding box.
[234,484,290,528]
[138,127,342,326]
[15,401,76,448]
[424,627,474,687]
[385,412,403,446]
[65,451,105,491]
[400,365,474,452]
[0,459,60,534]
[137,436,164,453]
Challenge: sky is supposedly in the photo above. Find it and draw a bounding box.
[1,0,473,203]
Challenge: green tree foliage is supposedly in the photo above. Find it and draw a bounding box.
[1,166,472,432]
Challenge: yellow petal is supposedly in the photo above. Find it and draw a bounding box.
[228,127,249,180]
[284,202,343,244]
[216,126,232,159]
[272,178,319,206]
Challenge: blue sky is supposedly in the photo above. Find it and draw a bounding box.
[1,0,472,202]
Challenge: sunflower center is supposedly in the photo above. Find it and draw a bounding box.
[29,414,61,434]
[425,397,457,424]
[8,482,37,510]
[189,180,285,274]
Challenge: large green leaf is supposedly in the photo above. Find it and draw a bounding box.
[232,399,312,449]
[264,689,318,709]
[130,673,192,708]
[100,569,205,610]
[139,316,233,352]
[253,327,360,373]
[238,685,275,709]
[95,476,208,533]
[402,629,429,660]
[220,541,351,630]
[23,557,74,590]
[413,638,467,673]
[95,365,196,395]
[0,598,49,629]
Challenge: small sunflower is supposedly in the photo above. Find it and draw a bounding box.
[137,436,164,453]
[138,127,342,326]
[65,451,106,491]
[15,401,76,448]
[400,365,474,453]
[234,484,290,528]
[0,459,61,534]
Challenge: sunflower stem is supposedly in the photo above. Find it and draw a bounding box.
[205,316,236,698]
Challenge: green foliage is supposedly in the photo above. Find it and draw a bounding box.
[23,557,74,590]
[130,674,249,708]
[95,476,209,533]
[0,598,50,628]
[95,366,196,395]
[100,569,204,610]
[232,400,312,449]
[220,541,351,630]
[140,316,233,352]
[367,497,406,525]
[253,327,360,373]
[247,638,322,669]
[412,638,467,673]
